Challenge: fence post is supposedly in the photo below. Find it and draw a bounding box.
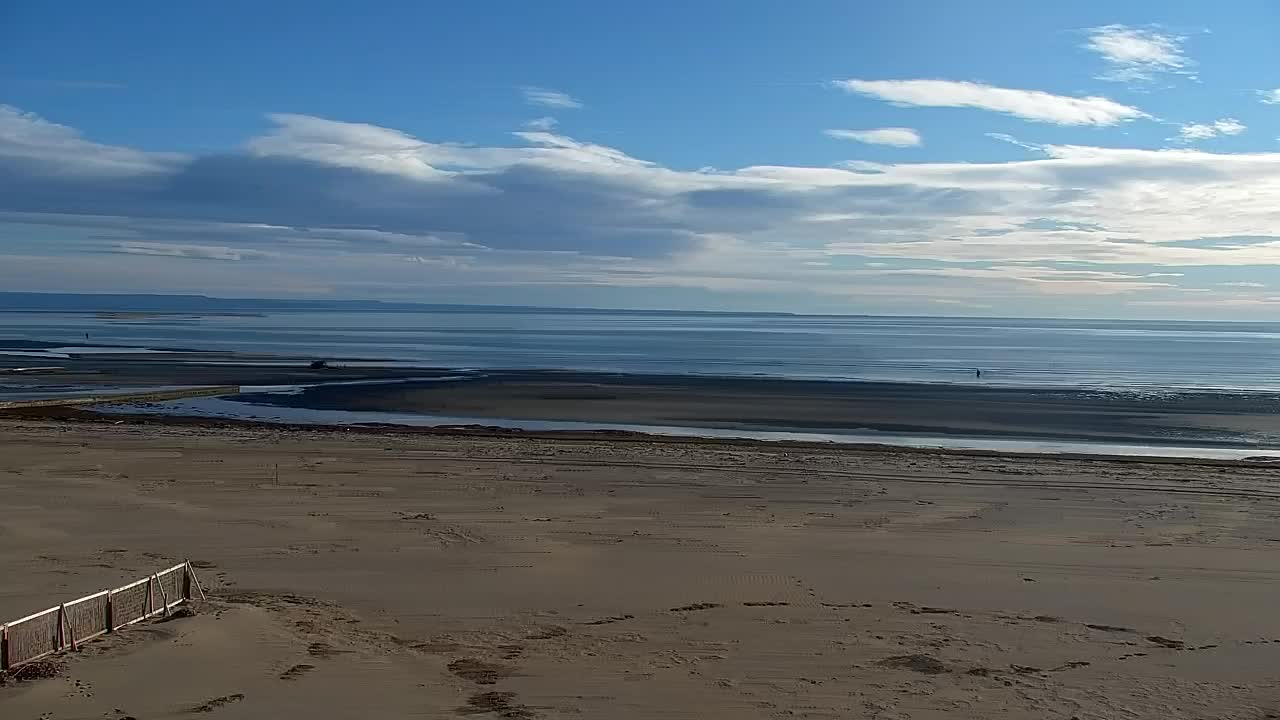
[105,591,114,633]
[2,624,8,671]
[156,573,169,616]
[184,561,208,601]
[183,565,192,600]
[145,575,153,617]
[56,604,65,652]
[61,606,77,652]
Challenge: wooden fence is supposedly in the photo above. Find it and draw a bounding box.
[1,561,206,671]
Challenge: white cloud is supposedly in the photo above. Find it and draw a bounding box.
[835,79,1146,126]
[0,104,183,177]
[1222,281,1266,288]
[824,127,921,147]
[508,130,660,173]
[1213,118,1246,135]
[248,113,454,180]
[1258,89,1280,105]
[1084,25,1191,82]
[524,116,558,131]
[522,86,582,109]
[13,106,1280,316]
[250,113,668,181]
[1177,118,1246,142]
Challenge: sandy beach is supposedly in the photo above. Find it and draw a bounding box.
[3,419,1280,718]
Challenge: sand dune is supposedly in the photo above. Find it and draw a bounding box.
[2,420,1280,718]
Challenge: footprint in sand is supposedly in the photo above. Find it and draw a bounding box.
[307,641,349,657]
[278,663,315,681]
[583,614,634,625]
[457,691,537,719]
[877,654,949,675]
[498,644,524,660]
[1084,623,1137,634]
[523,626,567,640]
[448,658,516,685]
[189,693,245,713]
[670,603,720,612]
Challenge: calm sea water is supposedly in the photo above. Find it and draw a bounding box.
[2,309,1279,391]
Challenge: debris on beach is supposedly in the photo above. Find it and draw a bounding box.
[3,660,63,682]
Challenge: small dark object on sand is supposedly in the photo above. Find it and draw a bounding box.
[309,359,329,369]
[877,654,949,674]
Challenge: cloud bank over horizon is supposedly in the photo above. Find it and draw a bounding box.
[8,2,1280,319]
[3,100,1280,317]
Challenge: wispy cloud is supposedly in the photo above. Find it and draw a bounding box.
[522,86,582,109]
[111,242,277,261]
[54,80,126,90]
[932,299,994,309]
[1084,25,1192,83]
[984,132,1043,153]
[824,127,921,147]
[834,79,1146,126]
[1258,89,1280,105]
[524,116,559,131]
[1177,118,1246,142]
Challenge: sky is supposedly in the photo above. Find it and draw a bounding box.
[3,1,1280,318]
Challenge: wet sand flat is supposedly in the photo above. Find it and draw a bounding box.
[2,420,1280,718]
[6,353,1280,447]
[233,372,1280,447]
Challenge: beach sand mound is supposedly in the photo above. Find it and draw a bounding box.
[0,598,461,718]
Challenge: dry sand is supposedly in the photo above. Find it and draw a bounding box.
[2,419,1280,718]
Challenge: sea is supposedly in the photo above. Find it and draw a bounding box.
[5,302,1280,458]
[3,306,1280,391]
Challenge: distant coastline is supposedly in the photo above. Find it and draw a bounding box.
[7,290,1280,326]
[0,291,801,317]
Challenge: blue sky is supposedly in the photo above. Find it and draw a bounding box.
[4,1,1280,317]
